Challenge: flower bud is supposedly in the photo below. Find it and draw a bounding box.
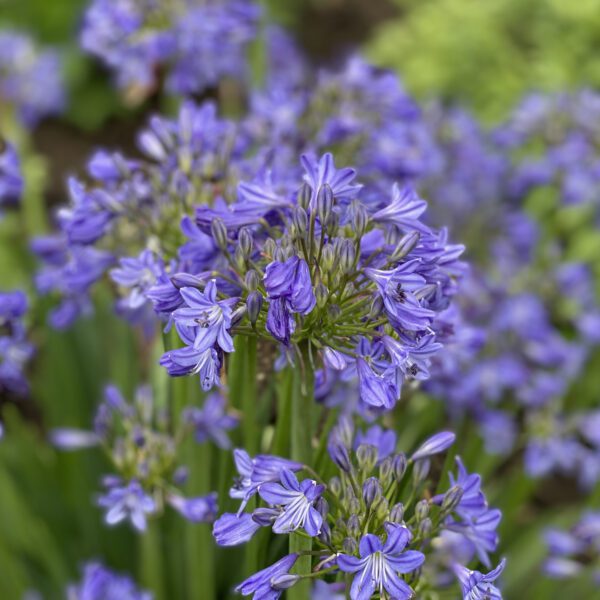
[317,183,334,225]
[392,231,420,260]
[375,497,389,520]
[353,203,369,236]
[315,497,329,518]
[417,517,432,539]
[245,269,259,291]
[246,291,263,325]
[211,217,228,250]
[297,182,311,210]
[318,521,332,546]
[412,432,456,462]
[271,574,300,591]
[231,305,246,327]
[379,456,394,487]
[321,244,335,272]
[292,206,308,235]
[273,246,287,262]
[392,453,408,482]
[234,245,246,271]
[412,458,430,485]
[171,272,205,289]
[356,444,378,473]
[342,537,358,555]
[173,466,189,486]
[348,497,361,515]
[329,476,342,497]
[238,228,253,258]
[362,477,382,509]
[415,499,430,521]
[315,282,329,309]
[347,514,361,538]
[339,240,356,274]
[262,238,276,259]
[328,441,352,473]
[441,485,464,515]
[389,502,405,524]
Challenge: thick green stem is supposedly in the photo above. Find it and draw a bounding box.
[288,341,315,600]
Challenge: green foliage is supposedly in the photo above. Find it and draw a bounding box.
[368,0,600,120]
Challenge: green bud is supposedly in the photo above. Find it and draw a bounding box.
[245,269,259,291]
[315,282,329,309]
[297,182,311,210]
[262,238,276,259]
[238,227,253,257]
[412,458,430,485]
[392,230,420,260]
[339,240,356,274]
[375,496,389,521]
[321,244,335,272]
[369,295,384,319]
[211,217,228,250]
[417,517,433,539]
[342,537,358,555]
[441,485,464,515]
[317,183,334,225]
[379,456,394,487]
[292,206,308,235]
[415,499,430,521]
[347,515,361,538]
[234,245,246,271]
[353,203,369,236]
[356,444,378,473]
[389,502,405,523]
[329,476,342,497]
[392,453,407,482]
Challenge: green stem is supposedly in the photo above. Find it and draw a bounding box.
[288,341,315,600]
[139,520,165,600]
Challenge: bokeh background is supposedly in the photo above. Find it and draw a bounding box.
[1,0,599,598]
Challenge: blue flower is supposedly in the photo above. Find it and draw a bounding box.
[230,449,302,510]
[301,152,362,209]
[184,393,239,449]
[69,562,151,600]
[213,512,262,547]
[337,523,425,600]
[371,184,430,233]
[0,141,23,209]
[356,358,398,410]
[235,553,299,599]
[355,425,397,462]
[111,249,164,311]
[453,558,506,600]
[97,479,156,532]
[259,469,324,536]
[172,280,237,353]
[168,492,218,523]
[411,431,456,461]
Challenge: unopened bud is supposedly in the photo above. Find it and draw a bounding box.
[315,497,329,518]
[392,231,420,260]
[347,514,361,538]
[273,246,287,262]
[245,269,259,291]
[441,485,464,514]
[328,441,352,473]
[417,517,432,539]
[412,458,431,485]
[297,182,311,210]
[342,537,358,555]
[392,453,408,481]
[379,456,394,487]
[262,238,276,259]
[246,291,263,325]
[329,476,342,497]
[318,521,332,546]
[353,203,369,236]
[238,228,253,258]
[356,444,378,473]
[369,294,384,319]
[375,497,389,520]
[348,497,361,515]
[315,282,329,309]
[321,244,335,272]
[389,502,405,524]
[252,507,280,526]
[211,218,228,250]
[362,477,382,509]
[171,273,204,289]
[339,240,356,274]
[293,206,308,235]
[317,183,334,225]
[415,499,430,521]
[234,245,246,271]
[231,305,246,327]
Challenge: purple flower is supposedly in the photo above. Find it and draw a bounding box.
[0,141,23,209]
[372,184,430,233]
[184,393,238,449]
[337,523,425,600]
[435,457,487,519]
[168,492,218,523]
[69,562,151,600]
[301,152,362,209]
[356,358,398,410]
[259,469,324,536]
[213,512,262,547]
[172,280,237,353]
[97,480,156,532]
[355,426,397,462]
[111,250,164,311]
[453,558,506,600]
[411,431,456,461]
[50,428,100,450]
[0,290,27,322]
[235,553,299,599]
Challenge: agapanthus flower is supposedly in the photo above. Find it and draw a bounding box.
[183,393,238,449]
[337,523,425,600]
[0,141,23,212]
[68,562,151,600]
[98,479,156,532]
[453,558,506,600]
[0,31,64,126]
[235,553,299,600]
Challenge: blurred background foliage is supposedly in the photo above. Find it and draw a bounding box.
[1,0,600,598]
[369,0,600,120]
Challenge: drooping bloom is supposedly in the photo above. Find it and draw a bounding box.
[235,553,299,599]
[337,523,425,600]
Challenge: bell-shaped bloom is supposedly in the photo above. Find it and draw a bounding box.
[337,523,425,600]
[213,512,262,547]
[372,184,430,233]
[168,492,218,523]
[453,558,506,600]
[259,469,324,536]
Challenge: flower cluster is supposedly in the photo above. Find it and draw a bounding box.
[51,384,232,530]
[162,150,464,411]
[67,561,151,600]
[543,512,600,585]
[0,30,64,126]
[0,139,23,213]
[80,0,259,100]
[213,421,505,599]
[0,290,34,396]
